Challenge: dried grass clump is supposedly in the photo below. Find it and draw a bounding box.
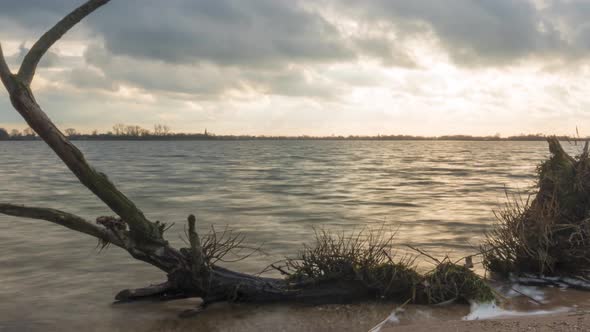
[278,228,495,304]
[483,137,590,277]
[282,228,419,300]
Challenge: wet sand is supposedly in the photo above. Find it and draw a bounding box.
[384,311,590,332]
[2,288,590,332]
[35,305,589,332]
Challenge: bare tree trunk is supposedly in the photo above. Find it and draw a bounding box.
[0,0,382,313]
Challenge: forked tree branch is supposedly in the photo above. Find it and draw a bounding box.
[0,203,125,248]
[0,0,164,243]
[0,0,308,309]
[4,93,162,242]
[17,0,111,85]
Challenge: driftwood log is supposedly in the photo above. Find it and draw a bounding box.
[0,0,389,312]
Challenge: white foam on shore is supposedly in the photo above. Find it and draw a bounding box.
[463,302,569,321]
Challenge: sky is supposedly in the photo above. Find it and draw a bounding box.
[1,0,590,136]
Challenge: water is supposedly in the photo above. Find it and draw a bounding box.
[0,140,587,331]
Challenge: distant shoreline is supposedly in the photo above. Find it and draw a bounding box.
[3,124,587,142]
[1,135,588,142]
[0,138,590,142]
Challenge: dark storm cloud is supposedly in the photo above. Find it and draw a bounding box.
[88,0,356,66]
[0,0,363,99]
[0,0,75,29]
[4,0,588,69]
[3,0,590,99]
[546,0,590,53]
[0,0,345,71]
[0,0,413,68]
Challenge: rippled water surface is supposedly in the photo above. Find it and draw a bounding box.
[0,140,585,331]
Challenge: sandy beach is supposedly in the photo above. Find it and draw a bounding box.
[23,293,581,332]
[43,305,590,332]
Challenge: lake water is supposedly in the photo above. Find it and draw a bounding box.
[0,140,587,331]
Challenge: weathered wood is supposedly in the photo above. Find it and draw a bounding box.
[0,204,186,274]
[0,204,125,248]
[188,215,204,267]
[547,136,576,165]
[187,215,210,291]
[10,88,162,242]
[0,1,162,244]
[0,0,406,311]
[115,282,178,302]
[0,203,397,306]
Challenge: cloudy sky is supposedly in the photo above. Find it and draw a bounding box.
[1,0,590,136]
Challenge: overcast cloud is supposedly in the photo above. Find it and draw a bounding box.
[1,0,590,136]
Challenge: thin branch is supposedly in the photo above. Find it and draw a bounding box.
[405,244,441,264]
[17,0,111,85]
[0,203,124,248]
[0,43,15,93]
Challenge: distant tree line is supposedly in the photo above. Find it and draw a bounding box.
[0,125,587,141]
[0,127,38,140]
[0,124,180,141]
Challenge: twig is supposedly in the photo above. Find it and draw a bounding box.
[405,245,441,264]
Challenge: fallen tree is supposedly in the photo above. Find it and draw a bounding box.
[0,0,495,314]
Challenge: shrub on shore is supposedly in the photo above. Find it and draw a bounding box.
[483,137,590,277]
[277,228,495,304]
